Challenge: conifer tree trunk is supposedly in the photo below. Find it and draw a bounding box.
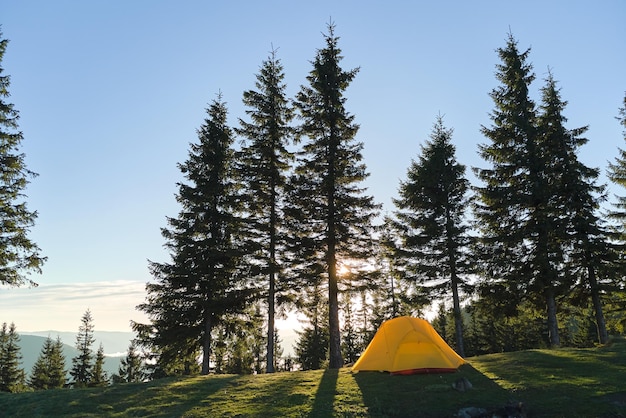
[537,213,561,348]
[266,175,278,373]
[202,314,213,375]
[587,263,609,344]
[328,244,343,368]
[266,223,276,372]
[446,206,465,357]
[450,272,465,357]
[327,133,343,369]
[545,289,560,348]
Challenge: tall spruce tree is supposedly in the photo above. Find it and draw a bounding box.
[0,322,25,392]
[135,95,256,375]
[236,50,294,373]
[0,29,45,287]
[29,336,66,390]
[538,73,612,344]
[290,23,379,369]
[608,93,626,238]
[90,344,108,387]
[393,116,472,356]
[608,95,626,326]
[69,309,95,387]
[474,34,567,347]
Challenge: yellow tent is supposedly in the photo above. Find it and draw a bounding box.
[352,316,466,375]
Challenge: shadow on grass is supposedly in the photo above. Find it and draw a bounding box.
[471,344,626,417]
[352,364,513,418]
[309,369,339,417]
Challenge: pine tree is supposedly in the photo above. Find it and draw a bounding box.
[466,298,547,353]
[49,336,66,388]
[0,323,7,386]
[0,322,25,392]
[431,303,450,344]
[29,336,66,390]
[116,340,144,383]
[209,311,261,375]
[341,292,362,364]
[70,309,95,387]
[236,50,295,373]
[248,305,267,374]
[223,326,255,375]
[605,94,626,339]
[393,116,472,356]
[538,72,613,344]
[141,343,199,379]
[90,344,108,387]
[608,93,626,237]
[134,95,256,375]
[294,282,329,370]
[377,219,407,318]
[474,34,568,347]
[29,338,52,390]
[290,22,379,369]
[0,29,46,287]
[373,219,424,327]
[272,328,284,372]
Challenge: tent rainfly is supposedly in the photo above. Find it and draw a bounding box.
[352,316,466,375]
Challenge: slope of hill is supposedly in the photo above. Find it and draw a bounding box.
[1,337,624,417]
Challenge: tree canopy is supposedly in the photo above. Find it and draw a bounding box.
[0,29,45,287]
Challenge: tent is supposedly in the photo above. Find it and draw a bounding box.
[352,316,465,375]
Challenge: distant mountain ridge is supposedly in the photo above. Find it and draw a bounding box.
[22,330,135,355]
[17,329,298,378]
[18,331,134,380]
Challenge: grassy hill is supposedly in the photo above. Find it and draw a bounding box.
[1,338,625,417]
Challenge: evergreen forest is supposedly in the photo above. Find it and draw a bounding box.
[131,26,626,377]
[1,21,625,387]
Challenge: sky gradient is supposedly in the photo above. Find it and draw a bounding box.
[1,1,625,332]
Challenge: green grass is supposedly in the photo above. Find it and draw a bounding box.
[1,338,625,417]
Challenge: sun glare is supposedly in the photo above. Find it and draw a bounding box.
[337,264,351,277]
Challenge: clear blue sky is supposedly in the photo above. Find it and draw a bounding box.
[1,0,625,332]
